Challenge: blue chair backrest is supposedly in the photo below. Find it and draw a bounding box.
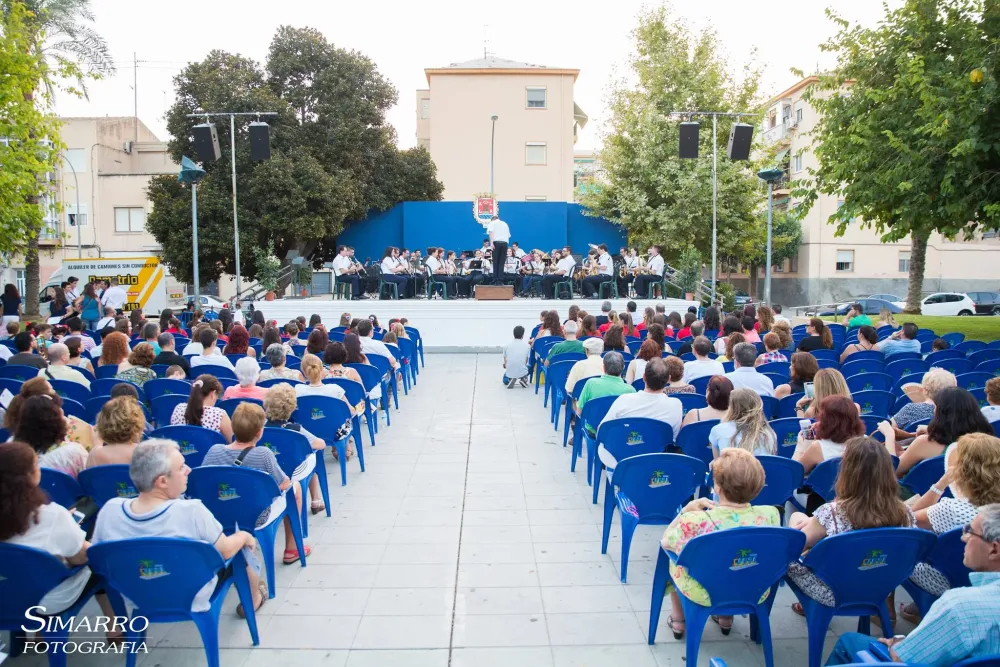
[217,398,264,418]
[149,425,227,467]
[941,332,966,346]
[294,395,352,445]
[923,527,972,590]
[258,427,314,479]
[722,361,735,373]
[150,364,173,378]
[853,390,894,417]
[580,395,619,433]
[891,373,926,396]
[926,349,965,365]
[932,357,973,376]
[841,358,885,378]
[225,353,248,366]
[545,360,578,397]
[0,544,83,625]
[404,326,422,342]
[598,418,674,462]
[192,364,237,380]
[0,364,39,382]
[0,377,23,395]
[759,395,779,420]
[397,337,417,363]
[49,379,91,404]
[39,468,84,508]
[144,378,192,402]
[757,361,791,376]
[884,358,929,380]
[86,396,152,425]
[324,378,367,407]
[690,375,713,395]
[186,465,280,532]
[367,354,393,380]
[258,377,303,389]
[810,349,838,362]
[674,393,708,415]
[970,349,1000,368]
[631,379,646,391]
[805,457,840,501]
[673,527,807,609]
[674,419,719,469]
[845,372,893,394]
[769,418,807,458]
[550,352,586,366]
[843,350,884,363]
[151,394,188,427]
[753,456,805,506]
[90,377,138,398]
[815,358,841,370]
[861,415,886,437]
[70,366,97,384]
[956,372,994,391]
[345,363,381,394]
[796,527,935,604]
[900,455,946,496]
[95,364,120,379]
[285,356,302,370]
[627,340,643,355]
[59,397,86,421]
[778,393,805,419]
[533,336,562,359]
[955,340,987,355]
[611,453,706,522]
[78,464,138,507]
[969,388,988,409]
[87,537,225,616]
[975,359,1000,377]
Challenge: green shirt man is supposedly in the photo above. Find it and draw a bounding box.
[577,373,635,435]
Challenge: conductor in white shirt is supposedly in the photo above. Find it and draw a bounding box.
[582,244,615,298]
[634,245,666,298]
[486,215,510,285]
[332,245,362,300]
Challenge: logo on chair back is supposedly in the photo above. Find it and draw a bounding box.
[310,407,325,420]
[860,382,873,391]
[260,440,279,456]
[649,471,670,488]
[782,430,797,447]
[729,549,759,571]
[858,549,888,571]
[177,439,196,455]
[860,402,873,415]
[138,560,170,580]
[217,483,240,501]
[115,481,138,499]
[626,430,644,446]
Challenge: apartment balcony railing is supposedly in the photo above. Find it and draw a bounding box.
[762,121,793,145]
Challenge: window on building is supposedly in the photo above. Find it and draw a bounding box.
[63,148,87,174]
[836,199,857,224]
[794,102,804,124]
[15,269,25,297]
[526,87,546,109]
[525,196,547,201]
[774,260,784,273]
[419,99,430,119]
[525,142,547,165]
[790,254,798,273]
[898,250,911,273]
[114,207,145,233]
[836,249,854,272]
[793,154,803,172]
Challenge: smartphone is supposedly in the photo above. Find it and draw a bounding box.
[804,382,815,399]
[71,510,86,524]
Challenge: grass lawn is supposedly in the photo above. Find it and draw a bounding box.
[824,315,1000,341]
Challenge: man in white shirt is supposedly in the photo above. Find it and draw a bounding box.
[683,336,726,383]
[486,215,510,285]
[725,342,775,397]
[503,325,531,388]
[542,249,578,299]
[95,306,116,331]
[64,277,80,302]
[582,243,615,298]
[357,320,398,371]
[425,247,456,299]
[634,245,666,298]
[37,343,90,388]
[379,246,411,299]
[189,328,234,371]
[332,245,361,300]
[597,358,683,470]
[510,241,526,260]
[771,304,790,324]
[566,337,605,399]
[100,277,128,313]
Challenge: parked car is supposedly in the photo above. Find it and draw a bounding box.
[893,293,976,316]
[819,298,903,317]
[187,294,226,311]
[733,289,752,306]
[865,293,903,302]
[967,291,1000,315]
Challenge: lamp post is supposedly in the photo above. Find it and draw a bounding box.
[757,167,784,305]
[490,115,498,195]
[178,156,207,307]
[60,153,81,258]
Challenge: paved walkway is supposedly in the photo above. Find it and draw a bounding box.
[26,354,915,667]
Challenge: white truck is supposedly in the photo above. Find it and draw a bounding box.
[43,257,187,315]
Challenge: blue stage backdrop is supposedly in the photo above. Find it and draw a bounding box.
[336,201,627,264]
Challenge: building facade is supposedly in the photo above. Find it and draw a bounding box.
[416,55,588,203]
[751,76,1000,307]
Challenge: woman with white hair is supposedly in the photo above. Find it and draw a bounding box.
[223,357,268,400]
[257,343,304,382]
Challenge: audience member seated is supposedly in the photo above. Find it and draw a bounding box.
[709,388,777,457]
[794,395,865,474]
[840,325,879,362]
[596,311,617,335]
[170,374,234,442]
[141,323,162,356]
[4,377,93,449]
[625,338,658,384]
[725,342,774,397]
[771,320,793,351]
[92,440,266,615]
[796,318,834,352]
[64,337,94,374]
[9,330,48,369]
[682,336,725,383]
[660,450,780,638]
[756,305,774,334]
[223,324,256,360]
[774,351,818,400]
[575,352,634,436]
[356,319,399,373]
[741,315,761,344]
[755,332,789,367]
[717,332,745,364]
[931,337,950,353]
[984,377,1000,423]
[224,358,268,400]
[876,322,921,359]
[97,331,129,368]
[263,384,327,515]
[115,342,158,387]
[0,441,122,634]
[38,342,90,388]
[546,320,584,365]
[595,358,681,471]
[675,312,695,340]
[787,436,913,616]
[153,332,190,375]
[566,338,605,400]
[714,316,743,356]
[305,328,329,357]
[165,365,187,380]
[260,325,292,357]
[63,318,96,353]
[602,324,626,353]
[892,387,994,478]
[681,376,733,428]
[191,328,234,371]
[580,314,600,339]
[296,354,356,458]
[889,368,956,440]
[673,321,702,356]
[878,307,899,330]
[324,341,367,390]
[794,368,857,420]
[824,502,1000,666]
[15,394,89,478]
[88,396,146,467]
[259,343,304,382]
[662,356,694,394]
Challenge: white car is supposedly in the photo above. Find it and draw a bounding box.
[190,295,227,310]
[893,292,977,316]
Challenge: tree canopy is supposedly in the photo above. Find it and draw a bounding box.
[146,26,444,287]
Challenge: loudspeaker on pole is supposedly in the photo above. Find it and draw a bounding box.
[679,122,700,159]
[191,123,221,163]
[248,122,271,161]
[727,123,754,160]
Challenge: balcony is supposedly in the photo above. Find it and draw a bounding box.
[762,121,793,145]
[38,219,61,246]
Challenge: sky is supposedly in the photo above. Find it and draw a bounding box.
[57,0,900,151]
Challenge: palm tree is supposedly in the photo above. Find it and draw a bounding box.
[1,0,115,317]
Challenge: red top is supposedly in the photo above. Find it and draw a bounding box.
[676,327,691,340]
[598,322,613,334]
[635,322,647,331]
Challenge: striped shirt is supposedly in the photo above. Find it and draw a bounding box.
[895,572,1000,666]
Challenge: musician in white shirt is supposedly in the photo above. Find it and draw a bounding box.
[618,247,641,297]
[502,249,520,285]
[634,245,666,298]
[466,250,491,291]
[510,242,526,260]
[425,247,456,299]
[582,243,615,298]
[379,247,410,300]
[332,245,361,300]
[519,251,544,296]
[446,250,474,297]
[542,248,578,299]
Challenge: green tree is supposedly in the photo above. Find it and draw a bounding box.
[736,209,803,298]
[797,0,1000,313]
[581,4,768,265]
[146,27,443,289]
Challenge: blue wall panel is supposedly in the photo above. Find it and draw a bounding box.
[567,204,627,254]
[335,205,403,264]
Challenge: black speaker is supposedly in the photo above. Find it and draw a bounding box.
[679,122,700,159]
[191,123,221,163]
[249,122,271,161]
[727,123,754,160]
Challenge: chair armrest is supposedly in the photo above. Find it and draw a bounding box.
[861,643,892,662]
[708,659,728,667]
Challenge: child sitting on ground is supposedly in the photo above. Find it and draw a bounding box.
[503,325,531,388]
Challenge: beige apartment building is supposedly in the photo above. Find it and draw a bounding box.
[416,55,589,202]
[751,76,1000,306]
[0,117,179,299]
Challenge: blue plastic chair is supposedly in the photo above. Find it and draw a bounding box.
[900,526,971,617]
[754,456,805,507]
[758,361,791,376]
[545,360,578,428]
[95,363,120,379]
[186,465,305,600]
[841,359,885,378]
[846,372,893,393]
[969,349,1000,368]
[144,377,192,402]
[325,377,373,449]
[151,393,188,427]
[789,457,841,510]
[956,372,994,391]
[899,455,947,496]
[762,372,789,387]
[397,337,419,386]
[649,527,807,667]
[891,373,926,397]
[149,425,227,467]
[78,464,137,507]
[674,419,719,472]
[926,349,965,365]
[768,418,807,458]
[87,537,260,667]
[883,358,929,380]
[0,364,40,382]
[258,427,324,536]
[785,527,936,667]
[294,395,359,488]
[404,327,425,368]
[815,358,841,370]
[562,378,594,448]
[59,397,87,422]
[932,357,973,376]
[0,377,23,395]
[192,364,238,381]
[90,377,138,397]
[778,393,805,418]
[592,418,675,505]
[940,332,966,346]
[809,349,839,362]
[976,358,1000,377]
[346,362,387,432]
[842,350,884,363]
[690,375,713,395]
[853,390,895,417]
[531,336,563,391]
[150,364,172,378]
[674,392,708,415]
[217,397,264,417]
[0,544,127,667]
[952,340,986,356]
[225,353,248,366]
[722,361,735,373]
[759,395,779,420]
[572,395,618,478]
[603,452,704,582]
[257,377,303,389]
[39,468,84,508]
[85,396,149,425]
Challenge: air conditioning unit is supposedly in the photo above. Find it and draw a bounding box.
[123,140,134,154]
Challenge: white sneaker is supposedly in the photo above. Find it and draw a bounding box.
[507,379,517,388]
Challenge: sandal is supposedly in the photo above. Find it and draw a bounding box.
[791,602,805,617]
[236,581,268,619]
[282,545,312,565]
[899,603,921,625]
[667,615,685,640]
[310,501,325,516]
[711,615,733,636]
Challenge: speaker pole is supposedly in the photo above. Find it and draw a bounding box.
[230,114,242,302]
[712,114,717,305]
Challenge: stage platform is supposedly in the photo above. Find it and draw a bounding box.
[249,297,698,350]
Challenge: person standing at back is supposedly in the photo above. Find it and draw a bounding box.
[486,215,510,285]
[100,277,128,315]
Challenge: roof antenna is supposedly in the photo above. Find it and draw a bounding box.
[484,23,489,59]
